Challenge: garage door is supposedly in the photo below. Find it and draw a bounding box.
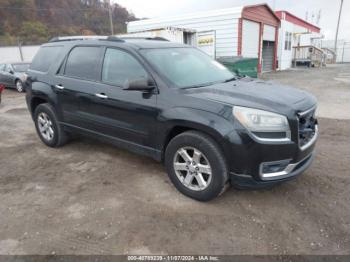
[262,41,274,72]
[241,20,260,58]
[263,25,276,41]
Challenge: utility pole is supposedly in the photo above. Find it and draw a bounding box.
[334,0,344,60]
[108,0,114,35]
[17,38,24,62]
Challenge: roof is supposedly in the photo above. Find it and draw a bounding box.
[128,4,280,33]
[128,6,244,33]
[242,4,280,27]
[126,27,197,33]
[122,39,186,49]
[1,61,31,65]
[275,11,320,33]
[44,37,187,49]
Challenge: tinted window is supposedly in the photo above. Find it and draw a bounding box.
[30,46,63,72]
[65,46,101,81]
[102,48,148,86]
[13,63,30,72]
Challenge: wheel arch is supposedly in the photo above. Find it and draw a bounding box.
[30,96,48,116]
[161,120,232,163]
[28,81,60,118]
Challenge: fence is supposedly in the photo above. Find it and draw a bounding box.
[0,45,40,63]
[340,43,350,63]
[317,39,350,63]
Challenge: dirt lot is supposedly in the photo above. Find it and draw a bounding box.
[0,65,349,255]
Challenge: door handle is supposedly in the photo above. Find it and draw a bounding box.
[95,93,108,99]
[55,84,65,90]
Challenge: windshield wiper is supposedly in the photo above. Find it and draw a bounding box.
[183,82,214,89]
[223,77,237,83]
[183,77,236,89]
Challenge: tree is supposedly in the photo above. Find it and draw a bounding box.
[0,0,138,45]
[18,21,49,44]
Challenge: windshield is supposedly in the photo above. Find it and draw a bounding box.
[12,63,30,72]
[141,48,235,88]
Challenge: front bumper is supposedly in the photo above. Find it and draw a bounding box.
[230,152,314,189]
[223,116,318,189]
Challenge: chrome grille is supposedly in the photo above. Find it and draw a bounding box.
[298,107,317,149]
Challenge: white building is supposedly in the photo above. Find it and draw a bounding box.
[127,4,280,73]
[0,45,40,63]
[275,11,322,70]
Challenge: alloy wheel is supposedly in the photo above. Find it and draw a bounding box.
[173,147,212,191]
[37,112,54,141]
[16,81,23,92]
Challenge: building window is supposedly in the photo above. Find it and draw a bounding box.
[284,32,292,51]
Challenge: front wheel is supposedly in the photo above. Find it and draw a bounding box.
[165,131,229,201]
[15,80,24,93]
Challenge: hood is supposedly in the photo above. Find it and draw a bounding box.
[183,78,317,116]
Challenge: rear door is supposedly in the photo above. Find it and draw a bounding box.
[54,45,104,128]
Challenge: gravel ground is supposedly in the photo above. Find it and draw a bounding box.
[0,65,349,255]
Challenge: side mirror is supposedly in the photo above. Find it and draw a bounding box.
[123,78,156,92]
[9,70,14,74]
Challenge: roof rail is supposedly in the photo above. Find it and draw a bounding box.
[48,35,124,43]
[119,36,170,42]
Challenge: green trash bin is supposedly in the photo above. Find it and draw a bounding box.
[217,57,258,78]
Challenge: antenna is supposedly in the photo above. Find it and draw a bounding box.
[316,10,321,25]
[272,0,276,10]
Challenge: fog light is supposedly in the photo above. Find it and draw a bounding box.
[261,160,290,174]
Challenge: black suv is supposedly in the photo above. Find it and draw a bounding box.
[26,36,318,201]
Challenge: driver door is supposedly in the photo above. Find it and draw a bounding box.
[87,47,158,148]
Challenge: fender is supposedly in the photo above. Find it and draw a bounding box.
[157,106,238,158]
[27,81,62,120]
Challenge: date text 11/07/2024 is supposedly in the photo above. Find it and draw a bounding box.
[127,255,219,261]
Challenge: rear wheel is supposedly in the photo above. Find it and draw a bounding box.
[34,103,68,147]
[15,80,24,93]
[165,131,229,201]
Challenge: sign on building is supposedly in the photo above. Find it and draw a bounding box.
[196,31,216,58]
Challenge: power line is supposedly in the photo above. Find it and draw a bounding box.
[0,6,105,11]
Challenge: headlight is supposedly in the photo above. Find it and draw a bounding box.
[233,106,290,141]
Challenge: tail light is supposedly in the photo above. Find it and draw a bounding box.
[0,84,5,93]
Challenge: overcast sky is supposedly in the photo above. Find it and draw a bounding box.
[114,0,349,40]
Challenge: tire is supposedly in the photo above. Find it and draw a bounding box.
[34,103,68,147]
[165,131,229,201]
[15,80,24,93]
